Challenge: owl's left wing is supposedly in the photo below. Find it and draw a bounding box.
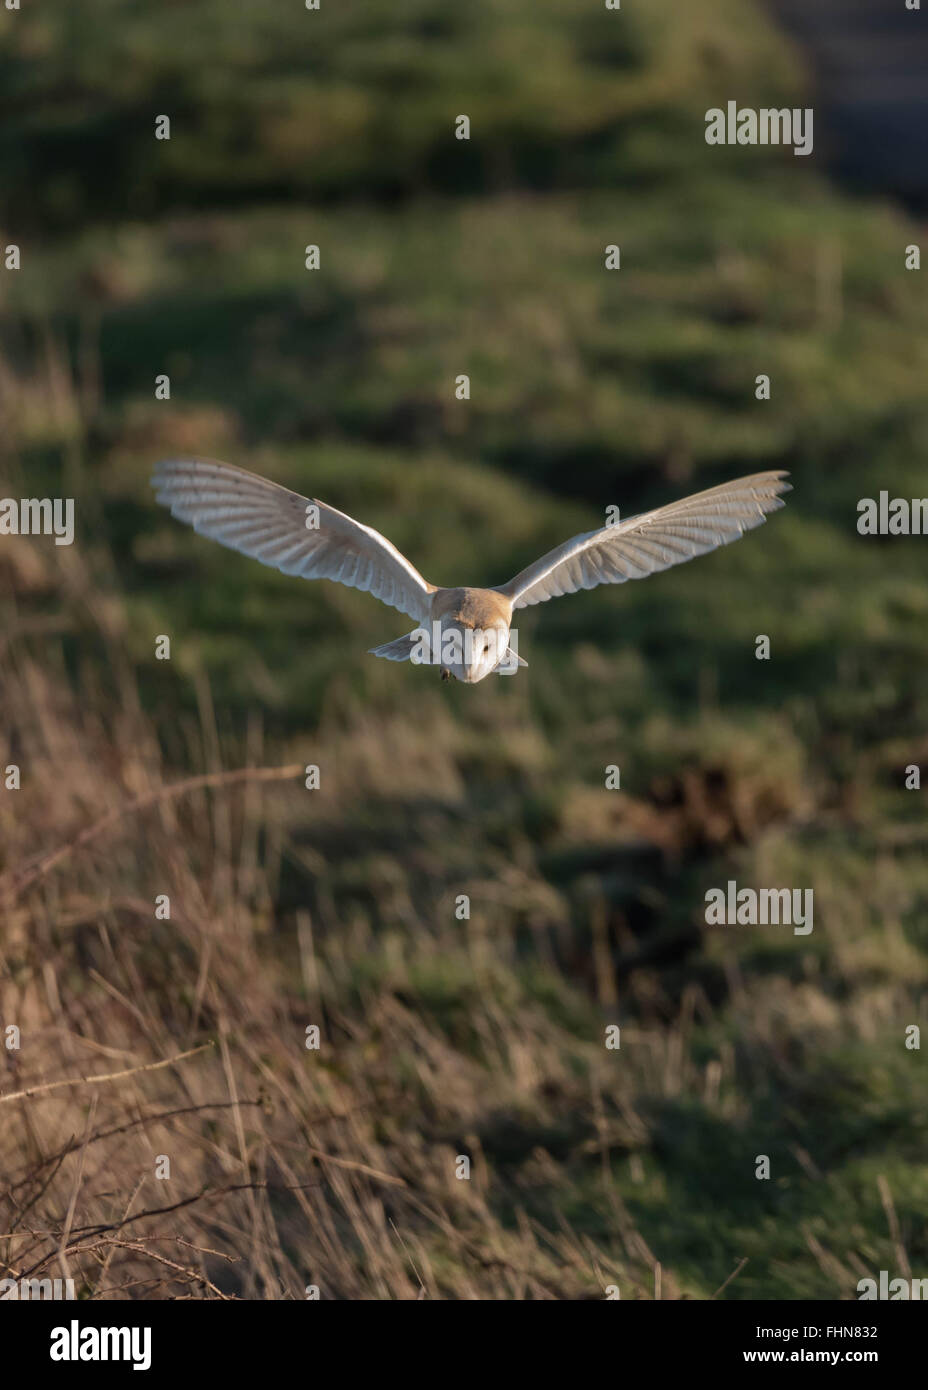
[496,471,790,610]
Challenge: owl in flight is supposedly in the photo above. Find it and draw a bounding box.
[152,459,789,684]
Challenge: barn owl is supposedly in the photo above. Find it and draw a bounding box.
[152,459,789,683]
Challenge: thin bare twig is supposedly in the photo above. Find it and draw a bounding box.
[0,763,303,902]
[16,1181,322,1278]
[9,1098,264,1187]
[103,1239,236,1301]
[712,1257,749,1299]
[0,1042,214,1106]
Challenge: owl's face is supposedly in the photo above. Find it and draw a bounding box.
[439,619,510,683]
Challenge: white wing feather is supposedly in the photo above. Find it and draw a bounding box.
[152,457,434,623]
[498,471,790,610]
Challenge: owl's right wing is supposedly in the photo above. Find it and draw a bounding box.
[152,457,435,624]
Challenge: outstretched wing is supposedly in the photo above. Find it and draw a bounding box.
[152,457,435,623]
[497,471,790,610]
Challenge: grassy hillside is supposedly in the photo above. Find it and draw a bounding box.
[1,0,926,1298]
